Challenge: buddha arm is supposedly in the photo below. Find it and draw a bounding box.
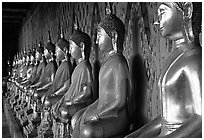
[69,84,92,104]
[126,115,162,138]
[52,79,71,96]
[163,114,202,138]
[30,81,42,88]
[98,71,128,118]
[36,82,52,91]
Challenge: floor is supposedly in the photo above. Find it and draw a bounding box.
[2,106,11,138]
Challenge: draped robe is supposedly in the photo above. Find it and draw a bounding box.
[36,60,58,89]
[30,61,46,85]
[73,53,132,137]
[53,60,94,117]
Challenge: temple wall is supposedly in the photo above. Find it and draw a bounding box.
[18,2,173,128]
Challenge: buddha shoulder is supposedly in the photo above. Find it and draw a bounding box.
[180,47,202,68]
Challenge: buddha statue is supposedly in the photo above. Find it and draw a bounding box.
[15,51,28,85]
[22,36,58,132]
[28,43,46,89]
[71,13,132,138]
[51,28,95,138]
[39,32,72,100]
[21,50,34,86]
[126,2,202,138]
[33,32,58,97]
[23,49,39,87]
[36,30,72,138]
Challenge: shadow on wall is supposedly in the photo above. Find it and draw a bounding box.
[129,11,148,130]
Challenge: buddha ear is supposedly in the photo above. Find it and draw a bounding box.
[63,47,68,54]
[183,2,193,19]
[80,42,85,59]
[111,30,118,43]
[80,42,85,52]
[111,31,118,51]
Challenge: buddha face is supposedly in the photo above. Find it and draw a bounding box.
[69,40,82,60]
[96,26,113,52]
[30,55,35,63]
[157,3,184,40]
[56,45,65,61]
[26,55,30,63]
[44,48,51,59]
[35,51,42,61]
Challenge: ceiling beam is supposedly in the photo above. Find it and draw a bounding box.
[3,19,21,24]
[3,8,28,13]
[3,15,24,19]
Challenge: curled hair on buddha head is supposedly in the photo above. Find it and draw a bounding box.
[56,28,69,53]
[45,31,56,54]
[98,11,125,52]
[70,19,91,60]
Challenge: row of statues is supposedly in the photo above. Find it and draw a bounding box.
[5,2,201,138]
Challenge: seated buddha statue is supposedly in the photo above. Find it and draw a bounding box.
[36,31,72,137]
[71,13,132,138]
[13,52,29,108]
[15,51,28,85]
[28,43,46,90]
[23,49,39,87]
[126,2,202,138]
[33,32,58,97]
[21,50,34,86]
[39,32,73,106]
[51,28,95,138]
[21,38,58,129]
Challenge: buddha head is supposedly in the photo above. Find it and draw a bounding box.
[22,51,27,64]
[26,50,31,65]
[30,49,36,64]
[97,13,125,53]
[44,31,56,60]
[56,32,69,61]
[36,43,44,61]
[69,30,91,61]
[45,41,55,61]
[157,2,202,45]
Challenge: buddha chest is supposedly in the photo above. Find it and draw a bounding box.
[158,47,202,135]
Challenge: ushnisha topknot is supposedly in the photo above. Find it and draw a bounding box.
[45,30,56,53]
